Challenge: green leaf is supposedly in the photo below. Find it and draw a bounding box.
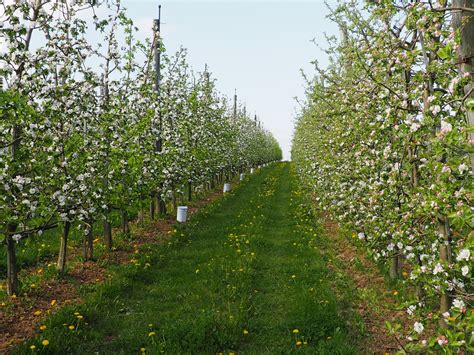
[466,98,474,111]
[437,43,452,60]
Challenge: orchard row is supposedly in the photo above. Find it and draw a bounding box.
[0,1,281,296]
[292,1,472,352]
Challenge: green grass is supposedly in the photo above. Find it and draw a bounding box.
[16,163,360,354]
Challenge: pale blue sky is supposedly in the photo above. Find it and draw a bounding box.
[122,0,339,160]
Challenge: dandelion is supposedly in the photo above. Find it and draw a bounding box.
[148,324,153,328]
[140,348,146,353]
[42,340,49,346]
[30,344,36,350]
[50,300,57,306]
[77,315,83,320]
[291,275,296,279]
[148,332,156,337]
[34,310,42,316]
[292,329,299,334]
[69,325,75,330]
[296,341,302,347]
[243,329,249,335]
[392,291,398,296]
[39,325,47,331]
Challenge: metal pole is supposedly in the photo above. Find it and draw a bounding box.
[233,89,237,120]
[153,4,167,216]
[154,5,162,152]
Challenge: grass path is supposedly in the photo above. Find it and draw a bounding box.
[19,163,359,354]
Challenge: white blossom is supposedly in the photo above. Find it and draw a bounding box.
[413,322,424,334]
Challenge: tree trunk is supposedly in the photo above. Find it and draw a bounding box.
[438,217,452,328]
[138,209,144,226]
[453,0,474,168]
[188,181,192,201]
[149,192,155,220]
[158,196,167,216]
[57,221,71,275]
[389,254,400,279]
[157,184,167,216]
[83,222,94,261]
[103,217,112,251]
[172,192,177,211]
[6,224,19,296]
[122,210,130,236]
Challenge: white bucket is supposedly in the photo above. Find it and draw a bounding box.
[240,173,245,181]
[250,168,255,174]
[177,206,188,223]
[223,183,231,193]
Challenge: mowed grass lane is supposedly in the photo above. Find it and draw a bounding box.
[19,163,358,354]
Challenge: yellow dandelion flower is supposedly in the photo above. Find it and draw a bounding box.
[39,325,47,331]
[77,315,84,320]
[11,294,17,299]
[291,275,296,279]
[74,312,80,316]
[148,324,153,328]
[30,345,36,350]
[148,332,156,337]
[30,284,36,289]
[393,291,398,296]
[42,340,49,346]
[140,348,146,353]
[296,341,302,347]
[50,299,57,306]
[69,325,75,330]
[34,310,42,316]
[292,329,299,334]
[243,329,249,335]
